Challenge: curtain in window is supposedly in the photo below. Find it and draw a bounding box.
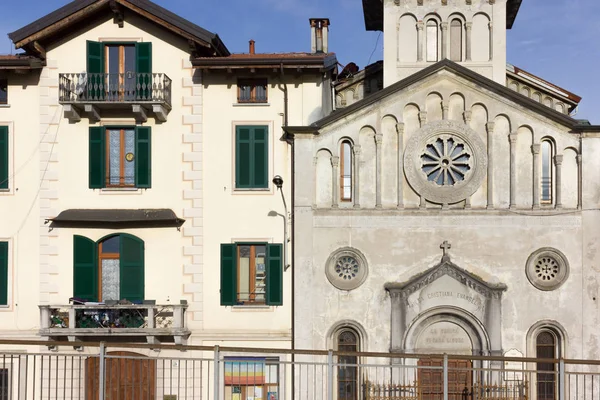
[541,141,552,202]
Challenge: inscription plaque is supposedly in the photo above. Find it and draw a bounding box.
[416,321,472,354]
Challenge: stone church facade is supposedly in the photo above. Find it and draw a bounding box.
[285,0,600,372]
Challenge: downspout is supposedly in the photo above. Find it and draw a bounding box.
[277,62,295,398]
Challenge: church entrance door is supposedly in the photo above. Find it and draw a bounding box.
[418,358,472,400]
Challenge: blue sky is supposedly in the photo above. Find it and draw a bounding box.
[1,0,598,121]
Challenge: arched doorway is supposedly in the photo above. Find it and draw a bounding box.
[86,352,156,400]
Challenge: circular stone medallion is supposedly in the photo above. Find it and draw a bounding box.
[325,248,368,291]
[526,248,569,291]
[404,120,487,205]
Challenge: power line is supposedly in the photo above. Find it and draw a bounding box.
[367,32,382,66]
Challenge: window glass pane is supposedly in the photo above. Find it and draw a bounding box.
[101,259,120,301]
[239,245,251,302]
[450,20,462,61]
[108,130,121,186]
[239,84,251,102]
[102,236,120,253]
[426,21,438,62]
[541,141,551,201]
[107,46,120,95]
[0,80,7,104]
[0,369,8,399]
[342,142,352,200]
[124,129,135,185]
[255,245,266,302]
[255,84,267,102]
[124,46,136,100]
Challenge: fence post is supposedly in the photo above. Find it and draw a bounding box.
[328,350,334,400]
[559,358,565,400]
[214,345,220,400]
[443,354,448,400]
[99,342,106,400]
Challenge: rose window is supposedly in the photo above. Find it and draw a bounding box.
[535,257,559,281]
[421,137,472,186]
[526,248,569,291]
[335,256,359,280]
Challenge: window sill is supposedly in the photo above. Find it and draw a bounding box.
[99,187,143,195]
[232,304,273,312]
[233,103,270,107]
[233,187,270,192]
[0,104,10,108]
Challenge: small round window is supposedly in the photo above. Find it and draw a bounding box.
[326,248,368,291]
[526,248,569,291]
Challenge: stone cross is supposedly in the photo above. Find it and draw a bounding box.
[440,241,451,260]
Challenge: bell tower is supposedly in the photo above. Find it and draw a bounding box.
[362,0,523,86]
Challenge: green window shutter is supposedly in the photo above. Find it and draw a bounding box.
[136,43,152,99]
[220,244,237,306]
[120,234,145,302]
[0,242,8,305]
[266,244,283,306]
[89,127,105,188]
[235,127,251,188]
[86,41,104,74]
[0,126,8,190]
[135,127,151,188]
[73,235,98,302]
[86,41,104,100]
[252,126,268,188]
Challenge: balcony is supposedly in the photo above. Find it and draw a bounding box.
[58,73,172,122]
[39,302,190,345]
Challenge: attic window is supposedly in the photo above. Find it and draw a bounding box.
[0,80,7,104]
[238,79,267,103]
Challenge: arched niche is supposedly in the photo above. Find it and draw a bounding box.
[382,115,399,207]
[359,126,377,208]
[426,92,443,122]
[492,114,511,208]
[562,147,579,208]
[398,14,418,62]
[516,125,534,208]
[315,149,333,208]
[472,13,490,62]
[448,93,465,121]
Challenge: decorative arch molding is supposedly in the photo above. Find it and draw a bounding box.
[525,319,568,358]
[326,319,369,351]
[403,306,491,355]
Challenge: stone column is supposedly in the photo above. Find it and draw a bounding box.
[441,22,448,59]
[465,22,473,61]
[375,133,383,208]
[417,22,424,62]
[389,292,406,351]
[442,103,449,120]
[554,154,563,209]
[485,293,503,355]
[419,111,428,127]
[532,143,541,209]
[396,123,405,209]
[509,133,518,209]
[486,122,495,209]
[331,156,339,208]
[420,195,427,209]
[488,21,494,61]
[577,154,582,209]
[353,145,361,208]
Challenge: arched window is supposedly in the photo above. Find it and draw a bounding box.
[541,140,553,203]
[426,20,439,62]
[74,234,145,302]
[337,329,359,400]
[536,329,560,400]
[340,141,353,201]
[450,19,462,61]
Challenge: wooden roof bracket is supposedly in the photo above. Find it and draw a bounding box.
[109,0,125,28]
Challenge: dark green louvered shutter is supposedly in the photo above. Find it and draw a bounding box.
[89,127,105,188]
[266,244,283,306]
[235,127,251,188]
[220,244,237,306]
[252,127,268,188]
[73,235,98,302]
[136,42,152,100]
[0,242,8,305]
[135,127,151,188]
[120,234,144,302]
[0,126,8,190]
[86,41,104,100]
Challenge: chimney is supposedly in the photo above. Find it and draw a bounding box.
[249,39,255,54]
[309,18,330,53]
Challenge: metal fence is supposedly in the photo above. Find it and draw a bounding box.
[1,340,600,400]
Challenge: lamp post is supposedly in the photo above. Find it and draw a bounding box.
[272,175,290,271]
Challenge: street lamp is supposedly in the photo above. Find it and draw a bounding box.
[272,175,290,271]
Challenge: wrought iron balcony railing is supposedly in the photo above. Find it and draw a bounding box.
[58,72,172,106]
[39,303,189,344]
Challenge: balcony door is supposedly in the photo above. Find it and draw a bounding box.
[106,44,136,101]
